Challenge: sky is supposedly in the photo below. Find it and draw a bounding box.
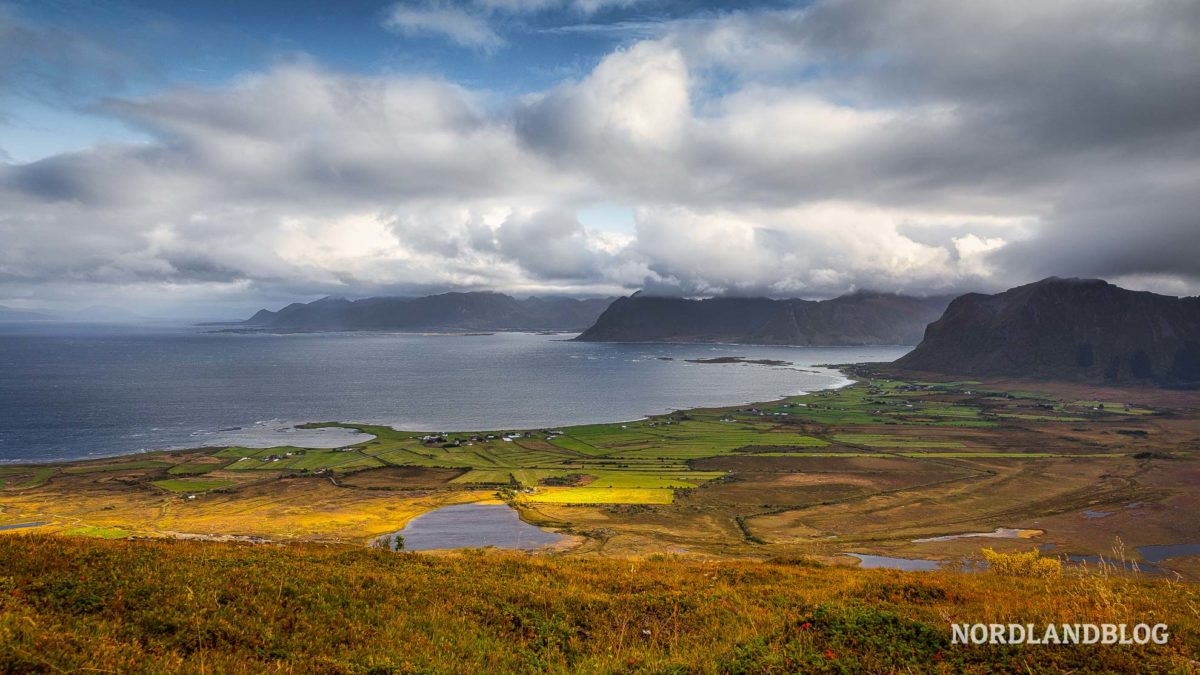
[0,0,1197,318]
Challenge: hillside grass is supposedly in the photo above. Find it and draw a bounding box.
[60,525,130,539]
[166,462,225,476]
[63,460,171,474]
[0,536,1196,673]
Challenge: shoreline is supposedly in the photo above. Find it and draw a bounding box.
[4,364,1196,578]
[0,364,859,469]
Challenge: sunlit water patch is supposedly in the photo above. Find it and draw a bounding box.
[845,554,946,571]
[378,503,566,551]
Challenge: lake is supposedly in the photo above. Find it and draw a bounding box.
[380,503,566,551]
[0,322,911,463]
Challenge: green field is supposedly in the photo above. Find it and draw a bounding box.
[0,466,56,489]
[166,462,224,475]
[151,478,236,493]
[61,525,130,539]
[832,434,965,448]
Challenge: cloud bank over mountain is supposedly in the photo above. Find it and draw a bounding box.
[1,0,1197,315]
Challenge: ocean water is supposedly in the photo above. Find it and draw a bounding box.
[0,322,910,464]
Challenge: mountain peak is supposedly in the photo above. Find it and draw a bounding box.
[241,292,613,332]
[895,278,1200,386]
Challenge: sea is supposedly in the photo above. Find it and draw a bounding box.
[0,322,911,464]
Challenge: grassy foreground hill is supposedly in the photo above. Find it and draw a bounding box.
[1,535,1197,673]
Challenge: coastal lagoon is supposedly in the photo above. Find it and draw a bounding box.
[0,322,910,463]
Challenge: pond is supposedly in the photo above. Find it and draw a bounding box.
[379,503,567,551]
[1136,543,1200,564]
[0,521,48,531]
[845,554,946,571]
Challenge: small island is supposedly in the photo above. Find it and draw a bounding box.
[685,356,793,366]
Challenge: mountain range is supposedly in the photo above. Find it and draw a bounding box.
[237,278,1200,388]
[894,277,1200,386]
[574,291,953,345]
[0,305,54,321]
[241,292,615,332]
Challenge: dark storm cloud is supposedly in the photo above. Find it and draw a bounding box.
[993,178,1200,283]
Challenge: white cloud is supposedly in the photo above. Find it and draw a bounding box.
[384,4,505,50]
[633,203,1024,297]
[3,0,1200,313]
[470,0,645,14]
[382,0,649,53]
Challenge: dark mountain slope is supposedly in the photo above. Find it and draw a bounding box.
[243,292,614,332]
[894,277,1200,386]
[575,292,952,345]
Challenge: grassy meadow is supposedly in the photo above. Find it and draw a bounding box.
[1,535,1197,673]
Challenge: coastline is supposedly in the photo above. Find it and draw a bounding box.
[0,361,860,468]
[4,364,1198,581]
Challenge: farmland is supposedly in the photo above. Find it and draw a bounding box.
[1,366,1199,580]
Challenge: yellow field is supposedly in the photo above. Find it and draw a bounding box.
[0,472,493,544]
[520,487,676,504]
